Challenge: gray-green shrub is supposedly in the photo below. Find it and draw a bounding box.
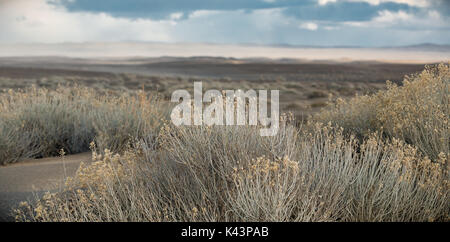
[0,85,168,165]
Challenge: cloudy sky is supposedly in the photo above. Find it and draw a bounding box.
[1,0,449,46]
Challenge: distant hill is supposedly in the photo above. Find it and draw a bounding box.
[260,43,450,51]
[0,42,448,63]
[395,43,450,52]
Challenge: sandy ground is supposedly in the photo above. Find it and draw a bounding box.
[0,152,92,221]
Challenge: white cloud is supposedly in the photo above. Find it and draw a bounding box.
[299,22,319,31]
[373,10,413,22]
[0,0,173,43]
[317,0,430,7]
[354,0,430,7]
[0,0,447,46]
[170,12,183,20]
[343,9,448,30]
[318,0,337,5]
[188,10,224,18]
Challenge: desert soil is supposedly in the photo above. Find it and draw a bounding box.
[0,152,92,221]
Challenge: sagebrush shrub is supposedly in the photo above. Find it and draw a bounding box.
[0,85,169,164]
[7,64,450,222]
[15,123,449,222]
[314,63,449,161]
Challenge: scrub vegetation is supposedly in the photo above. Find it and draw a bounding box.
[1,64,447,222]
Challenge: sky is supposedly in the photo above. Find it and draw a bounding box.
[0,0,449,46]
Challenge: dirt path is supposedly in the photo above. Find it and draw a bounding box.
[0,152,92,221]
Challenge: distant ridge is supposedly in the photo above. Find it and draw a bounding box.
[248,42,450,50]
[395,43,450,51]
[0,42,448,63]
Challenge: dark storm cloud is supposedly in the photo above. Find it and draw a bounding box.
[2,0,449,46]
[431,0,450,16]
[56,0,313,19]
[56,0,416,21]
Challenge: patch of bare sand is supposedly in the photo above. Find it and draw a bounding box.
[0,152,92,221]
